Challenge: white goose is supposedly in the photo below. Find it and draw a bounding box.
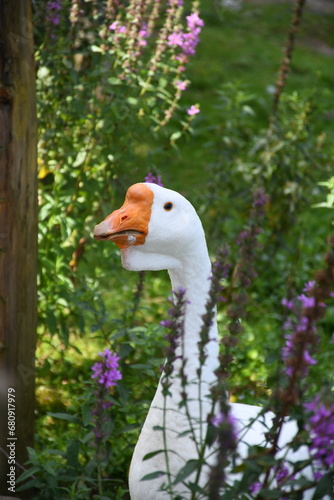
[94,183,326,500]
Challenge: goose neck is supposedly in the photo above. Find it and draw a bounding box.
[167,249,218,344]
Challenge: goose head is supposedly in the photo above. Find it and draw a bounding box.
[93,182,206,272]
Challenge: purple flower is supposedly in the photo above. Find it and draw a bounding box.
[210,412,239,441]
[160,319,174,328]
[274,463,293,485]
[303,280,316,293]
[91,348,122,389]
[236,229,250,244]
[47,0,61,25]
[187,104,200,116]
[281,297,294,310]
[48,0,61,9]
[282,328,317,378]
[298,293,316,309]
[144,173,164,186]
[303,350,317,366]
[249,481,262,495]
[160,288,187,385]
[304,397,334,470]
[252,188,269,207]
[295,315,310,333]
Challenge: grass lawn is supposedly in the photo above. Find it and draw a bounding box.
[151,0,334,194]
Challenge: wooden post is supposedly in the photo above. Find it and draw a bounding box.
[0,0,37,496]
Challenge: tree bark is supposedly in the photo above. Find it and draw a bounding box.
[0,0,37,496]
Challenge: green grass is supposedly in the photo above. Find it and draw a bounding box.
[153,1,334,194]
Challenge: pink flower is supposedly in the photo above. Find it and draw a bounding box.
[186,12,204,30]
[176,80,188,91]
[109,21,126,34]
[187,104,200,116]
[167,32,184,46]
[138,24,149,46]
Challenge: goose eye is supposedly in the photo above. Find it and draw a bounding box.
[164,202,173,211]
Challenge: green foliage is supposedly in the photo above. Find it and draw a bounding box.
[28,313,167,499]
[35,0,203,348]
[204,83,334,402]
[314,177,334,210]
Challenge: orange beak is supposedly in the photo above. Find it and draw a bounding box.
[93,183,154,249]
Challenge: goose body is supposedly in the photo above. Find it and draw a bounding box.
[94,183,328,500]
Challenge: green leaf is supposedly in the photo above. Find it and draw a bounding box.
[15,465,41,483]
[312,472,334,499]
[170,131,182,142]
[66,439,80,469]
[47,412,80,424]
[27,446,38,462]
[91,45,102,52]
[73,150,87,167]
[108,77,122,85]
[153,425,165,431]
[43,463,57,476]
[81,402,91,427]
[118,423,140,433]
[260,489,282,499]
[127,97,138,106]
[82,430,95,444]
[173,459,200,485]
[16,478,42,492]
[141,470,166,481]
[143,450,165,461]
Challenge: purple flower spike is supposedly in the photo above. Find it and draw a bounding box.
[144,173,164,186]
[249,481,262,495]
[252,188,269,207]
[304,397,334,471]
[91,348,122,389]
[210,412,238,440]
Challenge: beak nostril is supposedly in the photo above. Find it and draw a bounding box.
[121,215,128,221]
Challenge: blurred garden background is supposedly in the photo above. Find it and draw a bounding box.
[18,0,334,497]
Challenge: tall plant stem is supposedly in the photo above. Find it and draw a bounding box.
[162,389,173,498]
[270,0,306,124]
